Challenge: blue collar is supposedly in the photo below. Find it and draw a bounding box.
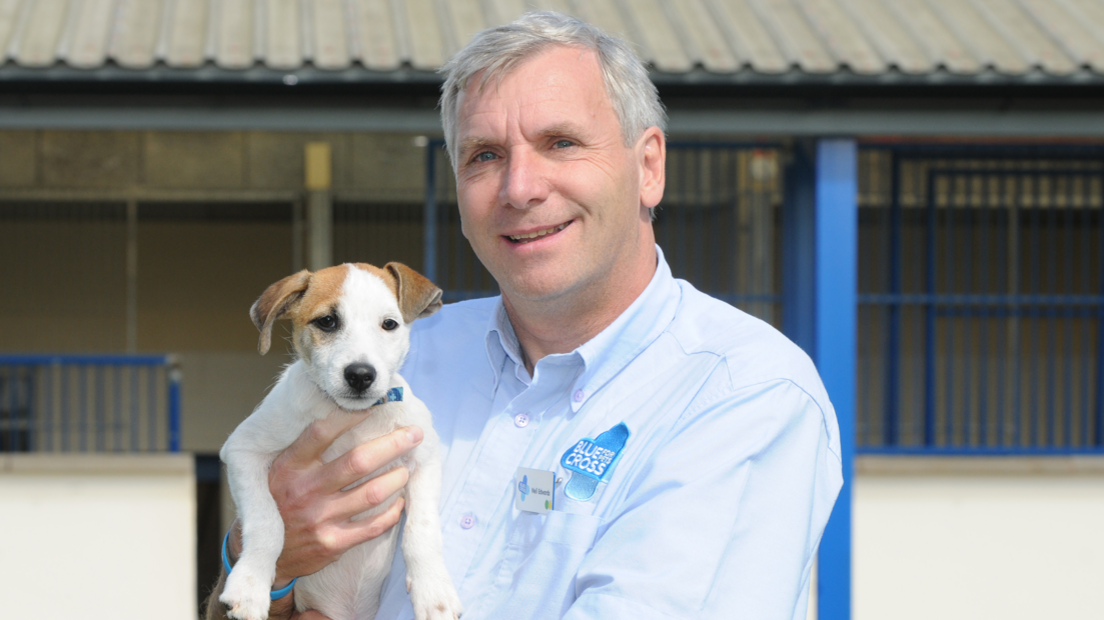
[373,386,404,406]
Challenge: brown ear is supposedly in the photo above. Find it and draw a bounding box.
[385,262,443,324]
[250,270,311,355]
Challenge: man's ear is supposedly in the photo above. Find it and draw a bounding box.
[638,126,666,212]
[250,270,311,355]
[385,262,443,323]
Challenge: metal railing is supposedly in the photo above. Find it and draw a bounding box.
[857,145,1104,454]
[0,354,181,453]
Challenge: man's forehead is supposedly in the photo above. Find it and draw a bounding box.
[455,46,611,135]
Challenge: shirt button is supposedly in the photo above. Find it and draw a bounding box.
[514,412,530,428]
[460,513,476,529]
[573,389,585,402]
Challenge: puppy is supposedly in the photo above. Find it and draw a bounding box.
[219,262,462,620]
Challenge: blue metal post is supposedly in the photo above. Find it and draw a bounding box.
[167,360,181,452]
[815,139,857,620]
[783,139,857,620]
[782,141,817,355]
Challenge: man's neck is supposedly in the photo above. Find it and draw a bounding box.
[503,248,658,376]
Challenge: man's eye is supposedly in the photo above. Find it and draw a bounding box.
[313,315,338,332]
[553,139,574,148]
[382,318,399,331]
[474,151,497,163]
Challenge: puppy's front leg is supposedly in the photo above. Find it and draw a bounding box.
[402,440,463,620]
[220,449,285,620]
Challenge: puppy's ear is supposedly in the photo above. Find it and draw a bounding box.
[250,270,311,355]
[385,262,443,323]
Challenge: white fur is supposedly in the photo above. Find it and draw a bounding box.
[219,265,462,620]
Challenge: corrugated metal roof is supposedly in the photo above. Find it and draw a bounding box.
[3,0,1104,82]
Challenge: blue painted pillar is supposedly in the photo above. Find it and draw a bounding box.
[783,138,857,620]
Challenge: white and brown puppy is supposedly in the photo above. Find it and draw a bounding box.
[219,262,462,620]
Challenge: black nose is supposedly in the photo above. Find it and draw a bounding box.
[344,363,376,393]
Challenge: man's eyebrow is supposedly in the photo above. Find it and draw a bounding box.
[457,137,493,156]
[537,122,585,139]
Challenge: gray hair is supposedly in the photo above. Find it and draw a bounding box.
[438,11,667,166]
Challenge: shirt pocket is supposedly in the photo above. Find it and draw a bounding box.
[490,510,604,619]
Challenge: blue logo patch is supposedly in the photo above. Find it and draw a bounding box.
[561,422,630,501]
[518,475,530,502]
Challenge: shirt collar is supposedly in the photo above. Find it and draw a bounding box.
[571,245,680,411]
[483,245,681,405]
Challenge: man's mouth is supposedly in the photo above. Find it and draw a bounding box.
[506,222,569,244]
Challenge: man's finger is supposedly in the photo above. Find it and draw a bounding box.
[279,412,373,469]
[339,495,406,546]
[318,426,422,493]
[326,466,410,520]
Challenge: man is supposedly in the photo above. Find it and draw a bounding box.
[210,12,841,620]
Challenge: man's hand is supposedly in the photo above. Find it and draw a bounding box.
[269,419,423,584]
[206,419,423,620]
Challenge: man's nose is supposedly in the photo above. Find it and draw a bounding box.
[500,148,549,209]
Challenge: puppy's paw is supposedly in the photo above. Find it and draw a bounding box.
[220,567,273,620]
[410,577,463,620]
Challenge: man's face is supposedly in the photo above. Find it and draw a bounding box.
[453,45,664,307]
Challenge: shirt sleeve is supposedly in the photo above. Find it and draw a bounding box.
[564,378,843,620]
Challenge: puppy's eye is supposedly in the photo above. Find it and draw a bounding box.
[313,315,338,332]
[382,318,399,331]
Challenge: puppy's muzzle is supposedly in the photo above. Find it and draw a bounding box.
[344,363,377,393]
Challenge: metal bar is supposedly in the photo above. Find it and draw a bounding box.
[0,354,171,365]
[1097,171,1104,446]
[423,142,439,282]
[815,138,857,620]
[44,364,53,452]
[857,446,1104,456]
[114,365,122,452]
[168,363,181,452]
[1011,175,1022,448]
[126,199,138,353]
[1030,182,1041,448]
[61,366,69,452]
[1081,180,1092,448]
[925,170,937,447]
[79,365,88,452]
[130,365,139,452]
[95,366,105,452]
[148,367,156,451]
[857,293,1104,305]
[885,153,901,447]
[979,175,991,447]
[3,366,11,452]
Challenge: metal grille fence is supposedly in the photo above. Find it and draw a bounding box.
[0,354,180,453]
[858,145,1104,454]
[423,142,781,322]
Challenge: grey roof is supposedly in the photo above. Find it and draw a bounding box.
[3,0,1104,83]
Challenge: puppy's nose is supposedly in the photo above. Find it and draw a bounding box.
[344,363,376,393]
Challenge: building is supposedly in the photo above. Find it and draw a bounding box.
[3,1,1104,618]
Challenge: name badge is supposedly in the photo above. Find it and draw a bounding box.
[515,467,556,514]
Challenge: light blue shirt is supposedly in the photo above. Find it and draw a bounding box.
[377,247,842,620]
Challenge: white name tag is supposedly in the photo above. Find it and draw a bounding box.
[515,467,555,514]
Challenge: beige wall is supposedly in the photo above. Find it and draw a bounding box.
[852,457,1104,620]
[0,453,196,620]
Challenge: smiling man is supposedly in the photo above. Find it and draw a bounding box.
[208,11,841,620]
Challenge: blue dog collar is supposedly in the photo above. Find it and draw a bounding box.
[373,386,404,406]
[222,530,298,600]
